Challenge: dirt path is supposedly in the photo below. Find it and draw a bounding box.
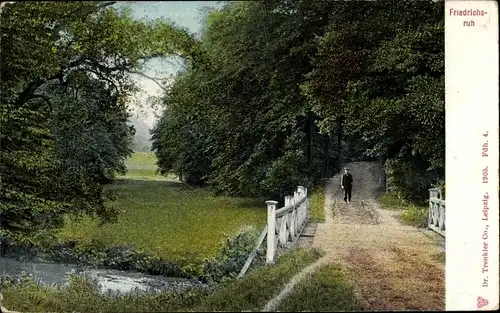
[312,161,444,311]
[263,161,445,311]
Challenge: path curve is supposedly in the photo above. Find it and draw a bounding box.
[263,161,445,311]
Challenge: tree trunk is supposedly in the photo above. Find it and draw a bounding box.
[307,111,313,179]
[336,117,344,172]
[322,133,329,178]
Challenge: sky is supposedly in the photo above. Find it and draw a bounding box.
[116,1,226,128]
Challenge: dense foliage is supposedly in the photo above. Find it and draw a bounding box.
[0,0,444,246]
[0,1,198,244]
[152,0,445,202]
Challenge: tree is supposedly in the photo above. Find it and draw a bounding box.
[152,1,341,199]
[0,1,202,244]
[301,0,444,201]
[151,0,444,202]
[47,72,135,184]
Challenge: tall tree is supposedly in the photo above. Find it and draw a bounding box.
[47,72,135,184]
[0,1,201,244]
[151,0,444,202]
[301,0,444,200]
[152,1,340,198]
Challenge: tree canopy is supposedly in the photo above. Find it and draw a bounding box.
[0,0,445,245]
[0,1,201,244]
[151,0,444,202]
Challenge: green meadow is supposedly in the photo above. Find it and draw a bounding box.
[56,152,266,262]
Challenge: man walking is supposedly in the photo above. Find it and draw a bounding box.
[341,167,353,203]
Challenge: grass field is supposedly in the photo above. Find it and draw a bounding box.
[122,152,176,179]
[56,152,266,262]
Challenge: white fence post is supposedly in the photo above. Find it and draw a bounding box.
[297,185,305,195]
[239,187,311,278]
[285,195,293,242]
[303,187,309,225]
[297,186,305,229]
[266,200,278,264]
[304,188,311,223]
[428,189,433,228]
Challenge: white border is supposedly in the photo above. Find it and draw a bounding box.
[445,0,499,310]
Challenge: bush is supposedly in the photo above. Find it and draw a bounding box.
[202,226,259,283]
[379,192,428,228]
[0,238,40,261]
[400,206,428,228]
[2,226,266,287]
[385,158,440,204]
[432,179,445,199]
[44,240,187,278]
[41,226,262,281]
[379,192,408,210]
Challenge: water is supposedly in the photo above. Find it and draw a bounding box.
[0,257,193,294]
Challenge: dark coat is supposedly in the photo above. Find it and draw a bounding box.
[341,173,353,187]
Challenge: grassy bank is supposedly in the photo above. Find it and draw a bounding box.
[379,192,428,228]
[309,181,327,223]
[1,248,323,312]
[193,247,323,311]
[277,264,363,312]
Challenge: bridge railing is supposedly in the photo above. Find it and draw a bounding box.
[428,188,445,237]
[238,186,310,278]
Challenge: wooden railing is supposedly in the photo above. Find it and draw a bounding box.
[238,186,310,278]
[428,188,445,237]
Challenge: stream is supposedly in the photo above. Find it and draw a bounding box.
[0,257,199,294]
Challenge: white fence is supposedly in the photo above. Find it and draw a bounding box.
[428,188,445,237]
[238,186,310,278]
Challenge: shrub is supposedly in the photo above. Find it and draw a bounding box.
[379,192,408,210]
[43,227,262,282]
[202,226,259,283]
[0,237,40,261]
[310,184,326,222]
[385,158,440,204]
[400,206,428,228]
[3,225,265,283]
[379,192,429,228]
[43,240,186,278]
